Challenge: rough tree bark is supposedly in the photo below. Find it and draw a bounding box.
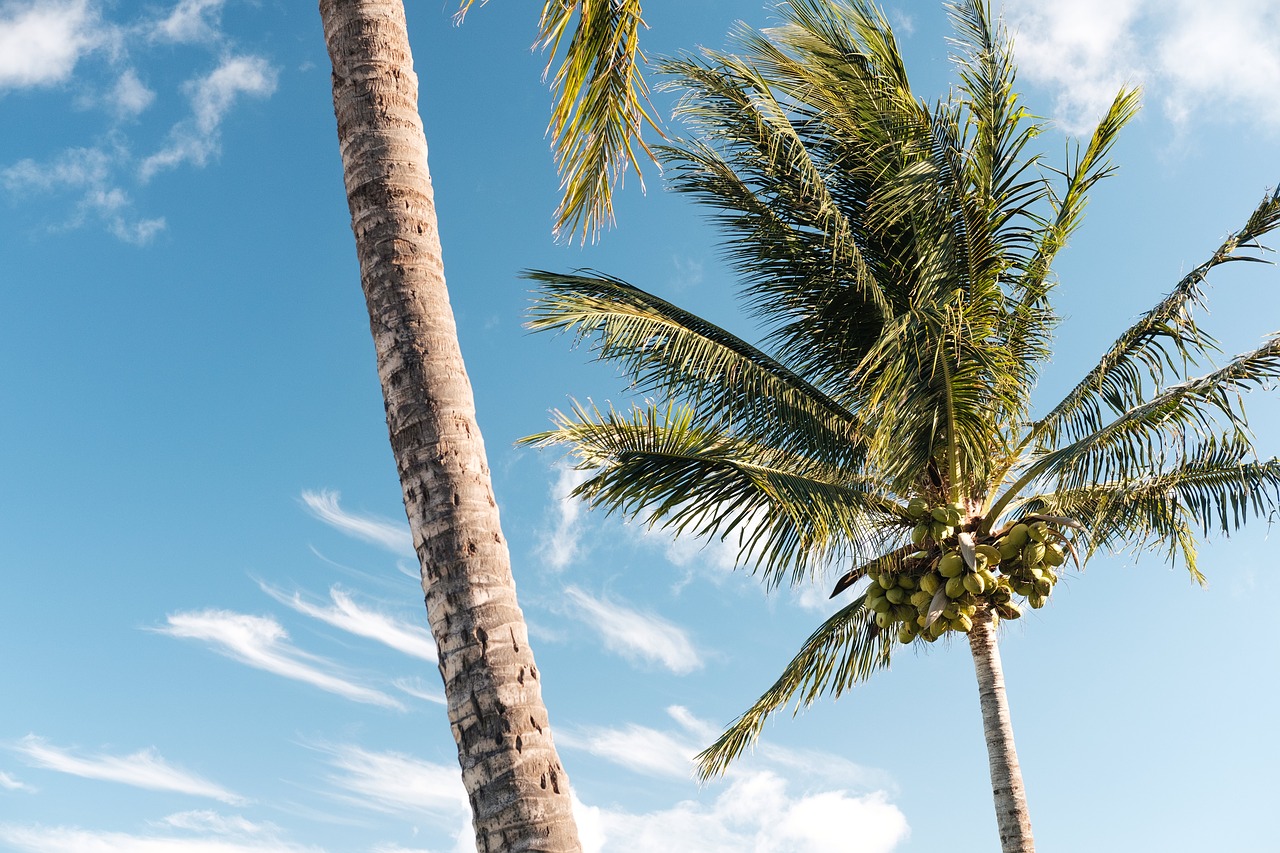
[968,604,1036,853]
[318,1,582,849]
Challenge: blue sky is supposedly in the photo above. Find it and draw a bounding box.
[0,1,1277,851]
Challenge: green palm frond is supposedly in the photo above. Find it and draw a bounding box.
[949,0,1047,268]
[538,0,661,242]
[695,591,892,779]
[1031,334,1280,493]
[1032,187,1280,448]
[524,270,867,467]
[656,50,895,328]
[1021,436,1280,584]
[454,0,661,241]
[1000,87,1141,413]
[523,402,901,586]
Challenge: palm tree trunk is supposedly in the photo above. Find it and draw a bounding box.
[318,2,581,850]
[967,604,1035,853]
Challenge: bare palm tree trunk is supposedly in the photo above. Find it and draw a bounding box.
[318,2,581,849]
[968,604,1035,853]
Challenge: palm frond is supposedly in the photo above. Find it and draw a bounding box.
[537,0,662,242]
[999,87,1141,415]
[524,270,867,468]
[523,402,901,586]
[1031,334,1280,494]
[1032,186,1280,448]
[1023,437,1280,583]
[696,591,892,779]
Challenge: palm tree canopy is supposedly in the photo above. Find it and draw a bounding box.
[523,0,1280,775]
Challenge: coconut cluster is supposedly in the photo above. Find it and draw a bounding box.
[863,498,1072,644]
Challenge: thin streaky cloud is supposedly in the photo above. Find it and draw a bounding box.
[139,54,277,181]
[11,736,243,805]
[557,723,695,780]
[538,463,590,571]
[0,770,30,791]
[150,0,227,44]
[157,609,404,710]
[301,489,414,555]
[563,586,702,675]
[392,676,447,706]
[314,743,467,820]
[154,810,274,836]
[0,823,324,853]
[259,582,437,663]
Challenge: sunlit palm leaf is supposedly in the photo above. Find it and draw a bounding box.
[523,402,900,586]
[1032,334,1280,493]
[1033,187,1280,449]
[524,270,868,468]
[695,591,892,779]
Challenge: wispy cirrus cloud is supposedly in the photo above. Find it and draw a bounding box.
[563,586,702,675]
[259,582,437,663]
[538,463,591,570]
[557,722,695,780]
[301,490,414,556]
[139,54,276,180]
[0,769,30,791]
[0,2,277,244]
[1,144,166,244]
[156,609,404,710]
[0,0,106,90]
[314,743,468,820]
[149,0,227,44]
[11,735,243,804]
[1005,0,1280,133]
[392,676,447,706]
[0,819,324,853]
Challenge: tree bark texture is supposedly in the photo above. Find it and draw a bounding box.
[319,2,582,850]
[968,605,1036,853]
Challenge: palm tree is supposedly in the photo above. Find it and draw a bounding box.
[317,0,654,849]
[522,1,1280,850]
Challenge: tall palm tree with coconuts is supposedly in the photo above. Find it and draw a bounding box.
[522,1,1280,850]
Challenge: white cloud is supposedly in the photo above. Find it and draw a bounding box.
[259,582,437,663]
[0,823,324,853]
[539,463,591,570]
[393,676,447,706]
[558,722,696,780]
[561,705,895,794]
[2,145,166,244]
[563,586,703,674]
[0,769,30,791]
[151,0,227,44]
[155,811,274,837]
[157,609,404,710]
[315,743,468,820]
[3,146,112,191]
[0,0,103,90]
[111,68,155,116]
[11,735,243,804]
[301,489,414,556]
[560,706,906,851]
[140,54,277,180]
[574,773,908,853]
[1005,0,1280,132]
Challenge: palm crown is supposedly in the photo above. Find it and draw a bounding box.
[524,0,1280,845]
